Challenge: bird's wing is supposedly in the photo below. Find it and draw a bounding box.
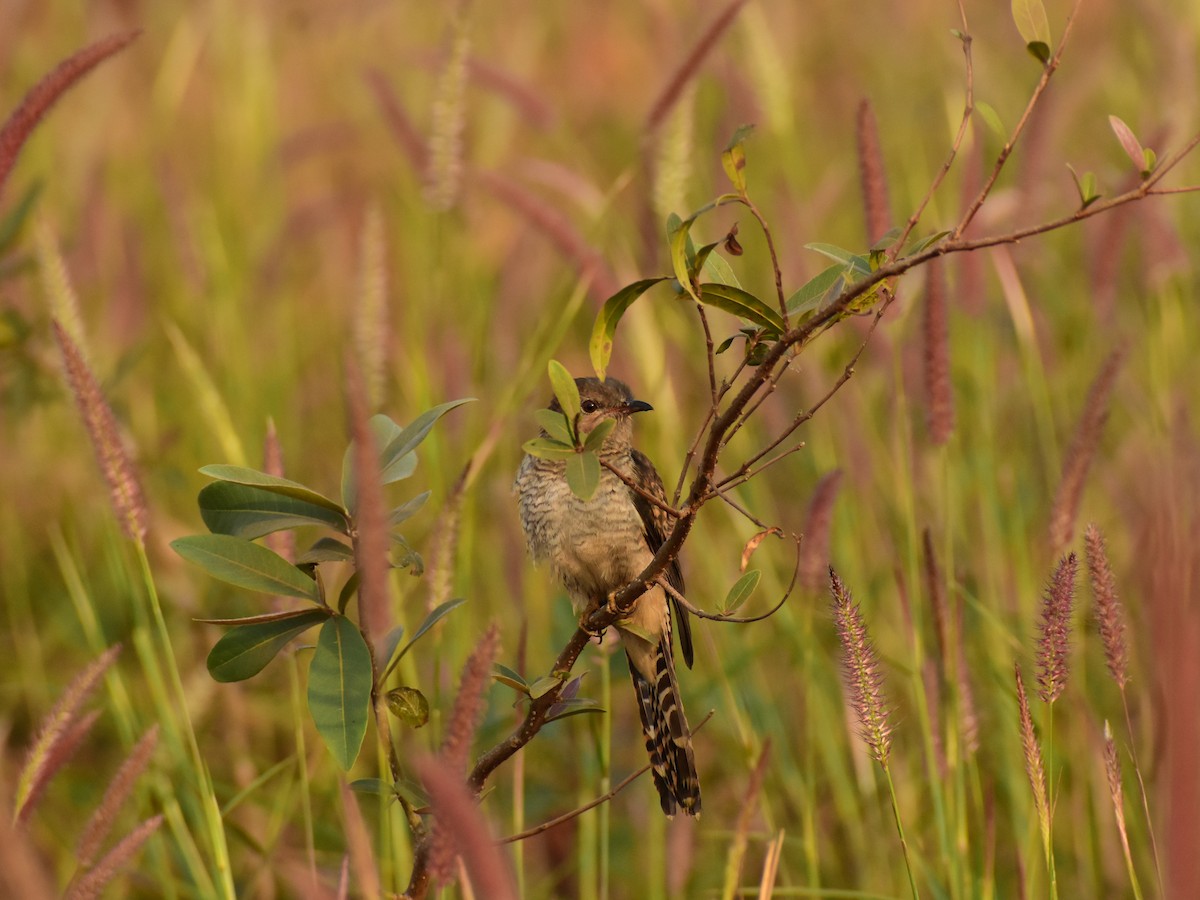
[629,448,693,669]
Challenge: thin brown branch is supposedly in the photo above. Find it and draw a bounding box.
[953,0,1084,239]
[600,458,683,518]
[0,30,140,201]
[658,536,799,624]
[891,0,973,257]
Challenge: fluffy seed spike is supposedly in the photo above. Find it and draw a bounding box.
[1036,553,1078,704]
[830,568,892,765]
[1084,524,1129,689]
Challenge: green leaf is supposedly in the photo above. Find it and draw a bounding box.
[389,491,431,527]
[804,242,856,266]
[722,569,762,614]
[975,101,1005,137]
[386,686,430,728]
[545,698,606,723]
[535,408,574,445]
[565,450,601,501]
[547,359,581,428]
[349,778,392,798]
[1067,165,1101,209]
[295,536,354,565]
[786,264,844,316]
[1142,147,1157,177]
[337,571,361,614]
[493,663,530,695]
[381,399,475,474]
[391,598,468,667]
[206,609,330,682]
[905,230,952,256]
[698,283,786,335]
[582,418,616,452]
[669,214,701,302]
[199,465,345,516]
[701,250,742,289]
[1011,0,1051,62]
[522,437,577,461]
[341,415,406,512]
[199,481,349,539]
[721,123,754,193]
[1108,115,1145,172]
[529,674,563,700]
[589,277,669,381]
[171,534,320,600]
[307,617,373,770]
[378,624,406,672]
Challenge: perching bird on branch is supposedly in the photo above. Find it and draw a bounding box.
[515,376,700,817]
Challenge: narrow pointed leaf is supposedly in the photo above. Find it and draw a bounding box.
[200,465,345,515]
[393,597,468,663]
[522,438,577,460]
[295,536,354,565]
[206,609,330,682]
[698,284,786,335]
[566,450,601,500]
[381,399,475,470]
[669,214,701,302]
[786,264,844,315]
[547,360,581,424]
[589,277,669,381]
[493,663,530,695]
[529,674,563,699]
[722,569,762,614]
[199,481,349,539]
[171,534,319,600]
[975,101,1005,137]
[583,418,616,452]
[721,124,754,193]
[546,698,606,723]
[535,408,574,445]
[389,490,431,527]
[307,617,373,770]
[701,251,742,289]
[1108,115,1145,172]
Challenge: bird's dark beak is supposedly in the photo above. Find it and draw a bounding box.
[624,399,653,415]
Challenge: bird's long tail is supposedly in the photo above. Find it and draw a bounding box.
[627,641,701,817]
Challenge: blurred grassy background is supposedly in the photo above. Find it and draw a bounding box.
[2,0,1199,897]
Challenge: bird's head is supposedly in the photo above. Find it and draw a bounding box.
[548,376,652,450]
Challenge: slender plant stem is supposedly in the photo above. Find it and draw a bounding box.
[884,764,921,900]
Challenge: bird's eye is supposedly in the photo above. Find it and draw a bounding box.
[580,399,599,414]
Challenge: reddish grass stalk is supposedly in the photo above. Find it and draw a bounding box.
[0,30,140,201]
[338,780,380,900]
[644,0,748,133]
[1014,665,1050,843]
[798,470,843,591]
[1048,348,1125,554]
[830,568,891,765]
[15,645,120,824]
[723,741,771,896]
[1083,524,1128,689]
[1036,553,1078,705]
[856,99,893,243]
[64,814,163,900]
[53,321,148,544]
[416,756,517,899]
[345,357,391,647]
[475,169,620,303]
[353,204,388,412]
[262,418,295,566]
[363,68,429,173]
[922,259,955,445]
[75,725,159,868]
[415,624,502,891]
[424,14,469,211]
[1103,721,1144,899]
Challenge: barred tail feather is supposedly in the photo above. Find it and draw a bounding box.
[627,643,701,817]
